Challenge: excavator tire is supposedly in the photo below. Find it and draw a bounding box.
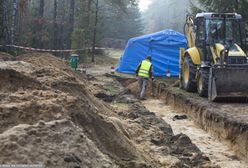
[182,56,197,92]
[197,68,209,97]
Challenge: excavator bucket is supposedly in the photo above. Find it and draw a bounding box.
[209,65,248,102]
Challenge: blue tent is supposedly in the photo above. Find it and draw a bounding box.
[116,29,188,77]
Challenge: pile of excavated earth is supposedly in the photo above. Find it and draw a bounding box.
[0,52,220,168]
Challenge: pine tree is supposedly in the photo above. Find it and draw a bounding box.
[1,0,143,52]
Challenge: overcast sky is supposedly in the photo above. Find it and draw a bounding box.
[139,0,152,12]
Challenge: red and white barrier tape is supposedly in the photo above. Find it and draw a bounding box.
[0,44,105,52]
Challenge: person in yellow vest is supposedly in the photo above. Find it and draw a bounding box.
[136,56,153,100]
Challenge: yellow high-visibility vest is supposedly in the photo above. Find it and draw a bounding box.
[138,60,152,78]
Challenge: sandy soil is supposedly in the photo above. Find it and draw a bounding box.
[86,64,217,168]
[0,52,217,167]
[143,99,248,168]
[160,86,248,161]
[0,53,141,167]
[0,52,14,61]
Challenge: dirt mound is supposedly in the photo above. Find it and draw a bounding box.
[0,69,41,92]
[0,53,219,167]
[19,52,68,69]
[0,89,77,133]
[0,54,147,167]
[86,68,217,167]
[0,119,117,168]
[119,103,212,167]
[0,52,14,61]
[71,111,138,161]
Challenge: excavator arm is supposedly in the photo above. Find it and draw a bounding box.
[180,15,201,65]
[184,15,195,48]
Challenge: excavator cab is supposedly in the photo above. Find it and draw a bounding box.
[206,15,244,47]
[180,13,248,101]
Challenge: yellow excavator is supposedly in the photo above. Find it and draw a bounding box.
[180,13,248,101]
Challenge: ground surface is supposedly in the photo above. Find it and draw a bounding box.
[160,86,248,162]
[0,51,246,168]
[144,99,248,168]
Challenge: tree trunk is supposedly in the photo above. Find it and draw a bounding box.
[235,0,239,11]
[11,0,18,45]
[58,0,66,57]
[17,0,28,46]
[91,0,99,62]
[53,0,57,50]
[87,0,92,23]
[68,0,75,49]
[86,0,92,39]
[3,0,10,45]
[37,0,44,48]
[82,0,92,56]
[39,0,44,17]
[0,1,3,44]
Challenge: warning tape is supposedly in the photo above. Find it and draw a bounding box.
[0,44,105,52]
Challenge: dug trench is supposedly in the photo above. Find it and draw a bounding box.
[159,84,248,162]
[0,52,245,168]
[108,74,248,167]
[89,72,218,167]
[0,53,216,168]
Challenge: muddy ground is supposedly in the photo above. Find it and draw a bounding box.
[0,52,220,168]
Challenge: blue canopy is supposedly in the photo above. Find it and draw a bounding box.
[116,29,188,77]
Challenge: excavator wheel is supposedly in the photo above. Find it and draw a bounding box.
[182,56,197,92]
[197,68,209,97]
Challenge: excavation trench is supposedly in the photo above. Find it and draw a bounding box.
[115,76,248,167]
[160,86,248,161]
[5,54,248,167]
[143,99,248,168]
